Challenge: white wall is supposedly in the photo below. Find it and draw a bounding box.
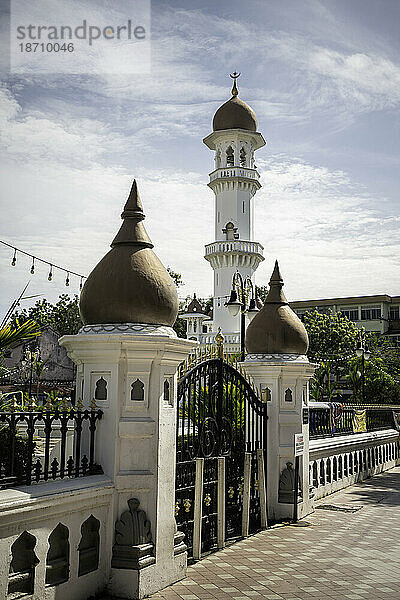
[0,476,113,600]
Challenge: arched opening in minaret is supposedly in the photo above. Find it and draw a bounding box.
[223,222,238,241]
[226,145,234,167]
[240,147,246,167]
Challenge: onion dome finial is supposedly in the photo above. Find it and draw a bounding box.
[245,261,309,355]
[79,180,178,327]
[230,71,240,97]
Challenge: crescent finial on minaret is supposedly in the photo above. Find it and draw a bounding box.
[229,71,241,96]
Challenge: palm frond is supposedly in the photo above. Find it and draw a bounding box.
[0,319,41,351]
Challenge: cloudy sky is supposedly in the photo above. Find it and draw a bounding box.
[0,0,399,319]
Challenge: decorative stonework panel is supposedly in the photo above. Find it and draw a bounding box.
[278,461,302,504]
[79,323,177,337]
[8,531,39,597]
[112,498,155,570]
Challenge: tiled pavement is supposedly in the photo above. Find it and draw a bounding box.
[150,467,400,600]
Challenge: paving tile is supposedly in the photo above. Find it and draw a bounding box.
[148,467,400,600]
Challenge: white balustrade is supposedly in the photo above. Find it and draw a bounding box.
[209,167,260,182]
[204,240,263,256]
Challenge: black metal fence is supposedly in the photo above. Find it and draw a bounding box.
[0,408,103,489]
[309,402,398,439]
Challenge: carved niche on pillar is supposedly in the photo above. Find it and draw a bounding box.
[278,461,302,504]
[112,498,155,570]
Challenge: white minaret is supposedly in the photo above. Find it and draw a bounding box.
[203,73,265,345]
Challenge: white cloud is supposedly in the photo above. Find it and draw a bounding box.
[253,156,400,300]
[0,2,399,319]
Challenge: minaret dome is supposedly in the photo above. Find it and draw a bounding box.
[213,72,257,132]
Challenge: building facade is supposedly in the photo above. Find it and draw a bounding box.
[291,294,400,343]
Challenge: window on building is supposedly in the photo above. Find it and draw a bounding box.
[361,306,381,320]
[226,146,234,167]
[240,147,246,167]
[317,306,333,315]
[131,379,144,401]
[390,306,400,320]
[339,307,359,321]
[215,149,221,169]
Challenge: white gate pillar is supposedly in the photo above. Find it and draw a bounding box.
[242,357,314,521]
[61,180,196,599]
[244,261,316,522]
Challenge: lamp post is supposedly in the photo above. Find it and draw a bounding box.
[355,329,371,403]
[225,271,259,361]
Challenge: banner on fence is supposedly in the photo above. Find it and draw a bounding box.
[352,409,367,433]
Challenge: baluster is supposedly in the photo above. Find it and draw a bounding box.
[43,412,52,481]
[51,457,59,479]
[25,413,35,486]
[34,459,42,482]
[59,411,69,478]
[74,410,83,477]
[81,455,88,476]
[9,412,16,478]
[67,456,74,477]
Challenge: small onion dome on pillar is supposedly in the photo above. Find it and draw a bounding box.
[212,72,257,132]
[245,261,309,355]
[79,180,178,326]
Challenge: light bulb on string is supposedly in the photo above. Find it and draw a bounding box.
[79,276,83,291]
[48,265,53,281]
[11,249,17,266]
[65,272,70,286]
[30,258,35,275]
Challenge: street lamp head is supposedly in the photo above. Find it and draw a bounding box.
[225,288,242,317]
[355,342,363,357]
[247,297,259,317]
[364,349,371,360]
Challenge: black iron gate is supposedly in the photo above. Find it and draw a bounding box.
[175,351,267,559]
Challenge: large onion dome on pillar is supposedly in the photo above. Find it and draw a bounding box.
[245,261,309,355]
[212,72,257,132]
[79,180,178,326]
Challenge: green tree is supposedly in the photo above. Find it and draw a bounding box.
[255,284,268,304]
[166,269,187,338]
[167,267,184,288]
[12,294,82,336]
[303,310,360,368]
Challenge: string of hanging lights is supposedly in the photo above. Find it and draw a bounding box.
[1,240,86,290]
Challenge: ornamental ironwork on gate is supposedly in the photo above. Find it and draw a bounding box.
[175,343,267,559]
